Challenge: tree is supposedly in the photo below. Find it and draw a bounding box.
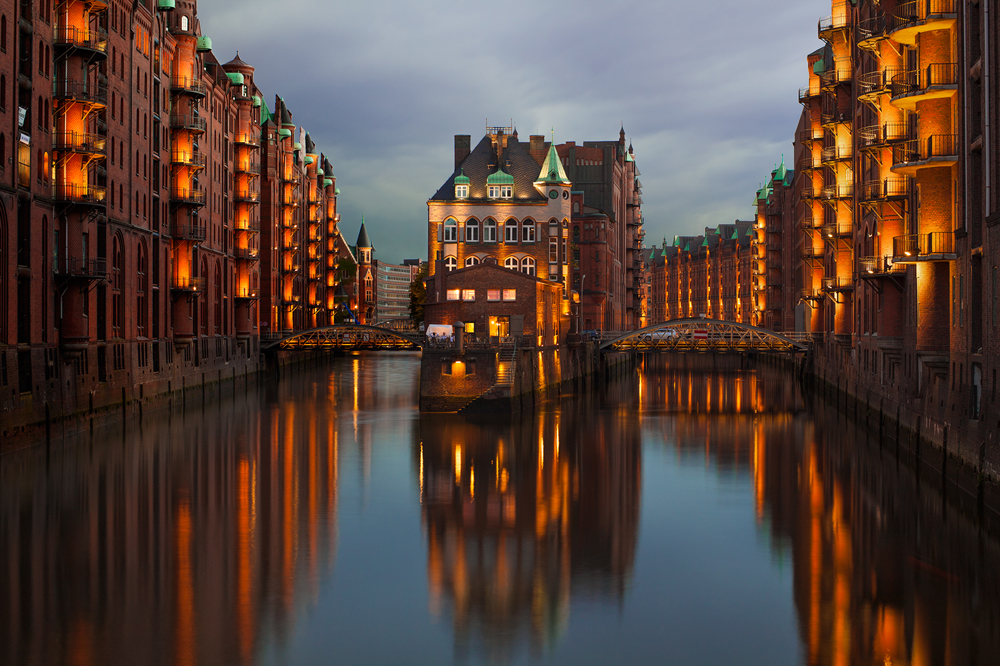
[409,261,428,325]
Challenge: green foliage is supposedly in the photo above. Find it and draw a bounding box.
[409,262,429,324]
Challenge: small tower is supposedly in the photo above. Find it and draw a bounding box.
[356,219,375,324]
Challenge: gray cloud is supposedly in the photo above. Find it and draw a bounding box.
[199,0,828,262]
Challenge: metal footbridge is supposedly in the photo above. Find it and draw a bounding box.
[261,324,422,351]
[596,319,811,354]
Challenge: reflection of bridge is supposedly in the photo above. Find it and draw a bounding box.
[261,324,422,351]
[597,319,811,354]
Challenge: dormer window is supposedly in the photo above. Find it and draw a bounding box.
[455,184,468,199]
[500,185,512,199]
[486,169,514,200]
[487,185,500,199]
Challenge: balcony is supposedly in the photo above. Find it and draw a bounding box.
[283,190,302,207]
[53,183,106,206]
[889,63,958,111]
[860,255,908,277]
[798,86,820,103]
[800,186,817,200]
[170,188,206,206]
[53,79,107,106]
[802,245,824,259]
[821,184,853,201]
[234,247,259,261]
[234,130,260,146]
[822,277,855,292]
[170,76,206,97]
[819,68,852,89]
[891,135,958,174]
[235,162,261,175]
[800,212,821,229]
[54,257,107,280]
[169,114,207,133]
[170,150,207,169]
[799,153,822,171]
[801,287,825,301]
[52,132,107,156]
[892,232,956,262]
[889,0,957,46]
[857,121,909,148]
[235,220,260,233]
[281,171,302,184]
[821,103,850,127]
[821,145,852,164]
[54,26,108,56]
[171,276,206,292]
[171,224,207,241]
[234,190,259,203]
[818,14,851,40]
[281,263,301,274]
[235,288,259,301]
[861,177,910,202]
[821,221,852,239]
[856,13,885,50]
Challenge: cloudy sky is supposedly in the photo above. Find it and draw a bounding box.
[199,0,828,263]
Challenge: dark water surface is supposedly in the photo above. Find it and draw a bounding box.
[3,353,999,665]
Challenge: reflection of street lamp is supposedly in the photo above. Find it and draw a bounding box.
[578,274,586,334]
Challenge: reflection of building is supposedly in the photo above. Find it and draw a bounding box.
[417,402,640,660]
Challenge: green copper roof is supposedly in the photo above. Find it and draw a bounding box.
[226,72,244,86]
[305,155,315,165]
[535,143,571,186]
[673,235,680,247]
[196,36,212,52]
[278,128,291,139]
[486,168,515,185]
[453,168,470,185]
[260,100,272,125]
[252,95,261,108]
[292,142,302,151]
[324,178,333,187]
[157,0,175,9]
[731,229,739,240]
[334,188,341,196]
[746,227,754,236]
[683,241,691,252]
[701,237,709,247]
[812,57,825,74]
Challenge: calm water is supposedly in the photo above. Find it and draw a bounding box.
[2,353,999,665]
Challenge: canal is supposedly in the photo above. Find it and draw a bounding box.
[2,353,999,665]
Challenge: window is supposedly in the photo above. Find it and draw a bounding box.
[483,218,497,242]
[446,289,460,301]
[465,220,479,242]
[504,257,519,270]
[462,289,475,302]
[487,289,501,302]
[443,218,457,242]
[549,237,558,263]
[444,256,457,271]
[500,185,512,199]
[455,184,468,199]
[181,15,189,31]
[502,289,516,302]
[505,220,519,243]
[521,257,535,276]
[465,256,479,267]
[487,185,500,198]
[523,222,535,242]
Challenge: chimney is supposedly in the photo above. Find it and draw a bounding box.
[454,135,471,170]
[529,135,546,164]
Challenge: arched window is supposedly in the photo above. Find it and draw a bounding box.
[180,15,189,31]
[214,262,222,334]
[43,99,48,129]
[504,256,519,271]
[483,218,497,243]
[505,218,519,243]
[522,219,536,242]
[465,256,479,267]
[443,217,457,242]
[364,272,373,302]
[521,257,535,276]
[112,234,124,337]
[44,45,49,77]
[0,134,6,168]
[137,242,147,337]
[444,256,457,272]
[37,41,43,75]
[37,95,42,127]
[35,150,42,181]
[465,218,479,243]
[0,74,6,110]
[0,200,6,342]
[1,15,6,52]
[200,257,209,335]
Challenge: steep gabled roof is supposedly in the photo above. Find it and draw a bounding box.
[430,135,546,202]
[535,143,571,186]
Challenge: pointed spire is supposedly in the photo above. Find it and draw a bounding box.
[535,142,571,186]
[356,218,372,249]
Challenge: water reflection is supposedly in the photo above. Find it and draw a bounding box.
[417,394,640,661]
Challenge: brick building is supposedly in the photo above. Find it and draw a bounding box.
[0,0,345,431]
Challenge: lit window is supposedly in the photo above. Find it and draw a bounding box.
[483,219,497,242]
[505,220,519,243]
[444,256,457,271]
[549,237,558,263]
[465,256,479,267]
[465,220,479,242]
[446,289,460,301]
[487,185,500,198]
[455,184,468,199]
[464,322,475,335]
[500,185,512,198]
[462,289,475,302]
[502,289,516,302]
[523,223,535,243]
[443,218,457,242]
[487,289,501,301]
[521,257,535,276]
[504,257,519,270]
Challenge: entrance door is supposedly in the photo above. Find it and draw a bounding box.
[489,315,510,338]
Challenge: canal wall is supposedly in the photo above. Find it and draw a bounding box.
[419,341,631,413]
[808,343,1000,523]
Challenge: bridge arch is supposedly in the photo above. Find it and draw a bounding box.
[261,324,422,351]
[599,318,809,354]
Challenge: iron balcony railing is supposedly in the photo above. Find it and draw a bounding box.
[235,220,261,233]
[801,287,824,300]
[234,130,260,146]
[800,186,817,200]
[52,132,107,155]
[169,188,206,205]
[171,276,206,291]
[234,247,259,260]
[822,184,854,200]
[54,26,109,54]
[892,134,958,166]
[821,145,852,163]
[53,183,106,204]
[890,63,958,98]
[283,190,302,206]
[234,190,259,203]
[53,79,108,105]
[169,114,207,132]
[862,177,910,201]
[171,224,207,241]
[891,0,957,33]
[820,68,852,89]
[235,288,259,300]
[822,221,853,238]
[235,162,261,175]
[800,212,820,229]
[818,14,851,37]
[856,13,885,45]
[857,121,909,148]
[822,277,854,291]
[892,231,955,260]
[860,256,907,275]
[802,245,825,258]
[54,257,107,279]
[800,153,822,170]
[797,128,823,143]
[798,86,820,103]
[170,150,207,168]
[170,76,206,96]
